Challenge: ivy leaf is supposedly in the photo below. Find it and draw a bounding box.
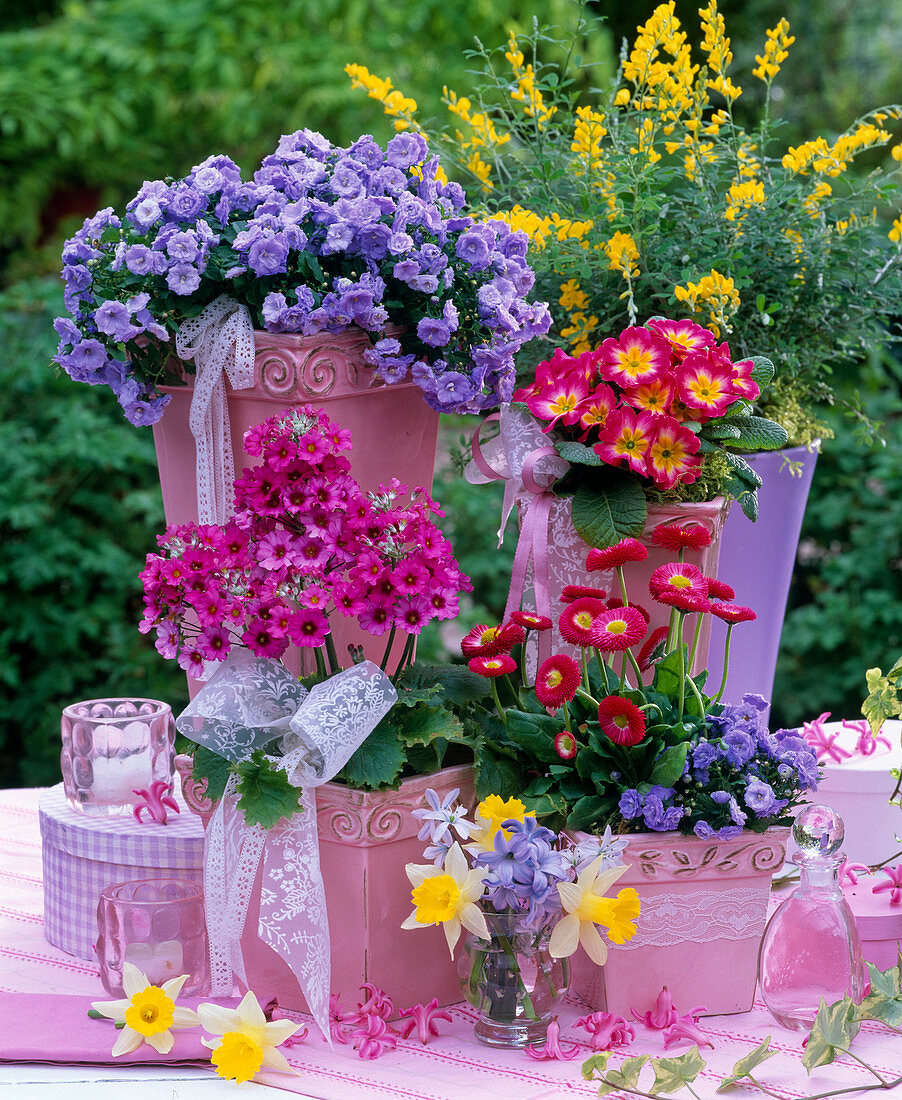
[234,750,303,829]
[717,1038,778,1091]
[858,963,902,1026]
[339,724,406,790]
[595,1054,650,1095]
[802,998,860,1072]
[570,474,647,548]
[651,1048,708,1093]
[556,440,602,466]
[581,1051,612,1079]
[191,745,233,805]
[862,662,902,734]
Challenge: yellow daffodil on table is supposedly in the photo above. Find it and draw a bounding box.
[197,990,303,1083]
[90,962,199,1056]
[548,857,641,965]
[402,841,490,956]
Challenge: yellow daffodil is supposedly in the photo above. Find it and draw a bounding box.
[402,841,489,956]
[549,857,640,965]
[90,962,199,1057]
[197,990,302,1083]
[465,795,534,854]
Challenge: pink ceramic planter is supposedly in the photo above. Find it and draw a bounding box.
[151,327,440,675]
[176,757,475,1015]
[570,827,788,1017]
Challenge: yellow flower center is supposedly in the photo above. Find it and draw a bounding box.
[411,874,460,924]
[480,626,500,644]
[211,1031,266,1084]
[124,987,175,1037]
[669,574,692,589]
[605,620,626,635]
[546,670,564,688]
[575,610,594,629]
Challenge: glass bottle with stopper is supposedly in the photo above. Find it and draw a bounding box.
[758,804,865,1030]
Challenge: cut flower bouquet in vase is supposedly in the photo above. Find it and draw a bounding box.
[400,789,639,1048]
[459,524,819,1015]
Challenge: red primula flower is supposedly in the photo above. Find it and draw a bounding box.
[710,603,756,624]
[461,621,524,657]
[510,611,553,631]
[593,407,657,476]
[561,584,608,602]
[558,597,608,646]
[588,606,648,651]
[621,376,675,418]
[637,625,670,671]
[586,539,648,571]
[597,696,647,746]
[645,419,703,490]
[598,326,672,387]
[649,562,708,599]
[651,522,712,553]
[554,730,579,760]
[468,654,517,678]
[705,577,735,601]
[646,317,715,360]
[535,654,582,709]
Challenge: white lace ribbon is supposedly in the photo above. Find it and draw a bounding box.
[177,652,397,1041]
[611,886,770,949]
[174,295,255,524]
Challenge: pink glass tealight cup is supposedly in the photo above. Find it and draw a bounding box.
[95,878,208,996]
[61,698,175,814]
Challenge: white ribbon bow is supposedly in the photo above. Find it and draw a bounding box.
[175,295,256,524]
[177,651,397,1041]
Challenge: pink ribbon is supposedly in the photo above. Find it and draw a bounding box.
[470,422,561,668]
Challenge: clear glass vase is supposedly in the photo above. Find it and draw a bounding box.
[458,911,569,1048]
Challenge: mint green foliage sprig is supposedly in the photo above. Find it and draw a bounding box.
[581,962,902,1098]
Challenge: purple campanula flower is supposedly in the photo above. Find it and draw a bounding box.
[722,729,756,768]
[192,165,225,194]
[693,820,716,838]
[711,790,747,826]
[166,183,208,222]
[248,235,289,276]
[94,301,139,342]
[410,273,438,294]
[386,131,428,169]
[434,371,475,406]
[166,230,200,263]
[323,222,354,254]
[416,316,452,348]
[619,789,643,820]
[356,222,392,260]
[166,263,202,295]
[125,245,156,276]
[744,779,783,817]
[456,226,493,269]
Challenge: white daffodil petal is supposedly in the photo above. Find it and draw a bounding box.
[548,913,580,959]
[90,998,129,1021]
[592,863,630,896]
[579,922,609,966]
[147,1030,175,1055]
[556,881,583,913]
[577,854,604,888]
[261,1045,297,1074]
[161,973,189,1000]
[121,963,148,999]
[460,868,488,904]
[111,1027,144,1058]
[442,915,462,957]
[197,1002,241,1035]
[171,1007,200,1029]
[236,990,266,1028]
[263,1019,303,1045]
[459,901,490,942]
[444,841,468,882]
[406,863,442,888]
[200,1036,218,1051]
[402,908,426,929]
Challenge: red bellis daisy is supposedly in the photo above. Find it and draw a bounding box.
[558,598,608,646]
[597,696,647,746]
[651,522,712,554]
[586,539,648,571]
[589,606,648,652]
[468,654,517,678]
[554,730,579,760]
[461,621,524,657]
[710,603,756,624]
[535,654,582,709]
[510,611,553,631]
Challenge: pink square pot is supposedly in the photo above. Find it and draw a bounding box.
[177,758,474,1015]
[570,828,788,1018]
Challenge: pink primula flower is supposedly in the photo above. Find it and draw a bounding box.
[598,326,671,386]
[525,373,591,431]
[675,352,737,420]
[647,317,715,359]
[593,407,657,476]
[646,419,703,490]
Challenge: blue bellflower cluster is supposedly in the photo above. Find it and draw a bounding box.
[54,131,550,425]
[617,694,820,837]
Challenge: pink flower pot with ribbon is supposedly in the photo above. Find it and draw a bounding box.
[151,311,440,677]
[569,827,788,1017]
[468,405,730,677]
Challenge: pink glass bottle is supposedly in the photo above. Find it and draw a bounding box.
[758,805,865,1030]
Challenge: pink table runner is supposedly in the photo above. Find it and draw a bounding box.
[2,787,900,1097]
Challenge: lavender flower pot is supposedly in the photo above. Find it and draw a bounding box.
[570,827,788,1017]
[151,326,440,676]
[707,445,819,709]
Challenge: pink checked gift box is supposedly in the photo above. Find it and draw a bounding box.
[39,782,205,960]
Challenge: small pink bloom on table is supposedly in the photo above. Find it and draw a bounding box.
[355,983,394,1021]
[663,1011,714,1050]
[398,998,452,1044]
[525,1017,582,1060]
[873,866,902,905]
[575,1011,635,1051]
[631,987,679,1029]
[350,1015,398,1060]
[132,781,180,826]
[840,862,870,887]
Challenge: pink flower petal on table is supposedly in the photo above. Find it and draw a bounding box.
[840,861,871,887]
[349,1015,398,1060]
[575,1011,635,1050]
[631,987,679,1029]
[873,866,902,905]
[398,998,452,1045]
[663,1012,714,1049]
[525,1018,581,1061]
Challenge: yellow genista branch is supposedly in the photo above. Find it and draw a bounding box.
[559,279,589,312]
[506,30,556,127]
[605,232,640,277]
[561,310,600,354]
[698,0,742,101]
[753,18,794,82]
[345,63,421,132]
[724,178,765,222]
[571,106,608,175]
[674,269,740,335]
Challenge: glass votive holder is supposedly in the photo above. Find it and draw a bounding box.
[95,878,209,996]
[61,698,175,814]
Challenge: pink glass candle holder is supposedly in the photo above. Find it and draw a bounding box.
[61,698,174,814]
[95,878,208,996]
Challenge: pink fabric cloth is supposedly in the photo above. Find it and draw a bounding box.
[3,787,902,1097]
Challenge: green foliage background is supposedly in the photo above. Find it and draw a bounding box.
[1,0,901,785]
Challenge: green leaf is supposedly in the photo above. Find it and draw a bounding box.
[651,1048,707,1093]
[395,703,464,748]
[717,1038,778,1091]
[581,1051,612,1080]
[191,745,233,805]
[595,1054,650,1095]
[722,450,764,489]
[858,962,902,1026]
[749,355,775,387]
[649,742,690,786]
[503,709,566,763]
[556,440,602,466]
[234,751,303,829]
[570,474,647,548]
[399,663,491,706]
[522,789,571,818]
[802,998,860,1072]
[862,664,902,734]
[722,415,789,452]
[699,422,742,440]
[566,793,611,830]
[473,743,525,800]
[339,724,406,790]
